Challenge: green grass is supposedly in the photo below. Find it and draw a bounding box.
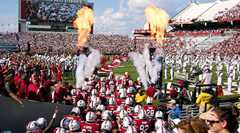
[113,60,139,81]
[63,60,239,85]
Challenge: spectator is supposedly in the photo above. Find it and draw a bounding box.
[177,118,208,133]
[200,106,239,133]
[4,69,23,105]
[167,99,182,120]
[196,88,213,113]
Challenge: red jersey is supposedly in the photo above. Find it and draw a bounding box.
[106,105,117,112]
[116,98,125,105]
[80,122,100,133]
[133,119,152,133]
[146,86,156,97]
[27,83,39,98]
[143,105,157,118]
[124,105,134,114]
[17,79,27,98]
[119,127,127,133]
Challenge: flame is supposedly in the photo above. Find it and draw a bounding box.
[73,6,94,48]
[144,6,169,44]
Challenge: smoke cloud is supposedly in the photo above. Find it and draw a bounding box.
[75,47,101,88]
[129,43,163,89]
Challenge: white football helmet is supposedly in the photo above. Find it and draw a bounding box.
[35,117,47,129]
[126,125,137,133]
[119,88,127,98]
[155,119,167,132]
[116,104,124,112]
[69,120,80,131]
[134,105,142,114]
[106,89,111,96]
[119,109,128,119]
[70,89,76,96]
[146,96,153,104]
[77,100,86,108]
[91,89,97,96]
[101,120,112,132]
[96,104,105,111]
[102,110,111,120]
[127,86,135,94]
[71,107,80,115]
[89,101,98,110]
[138,109,145,119]
[54,127,67,133]
[122,116,132,128]
[108,97,116,105]
[125,97,134,106]
[86,112,97,122]
[128,80,133,86]
[100,87,106,93]
[60,118,71,129]
[26,121,39,131]
[155,110,163,119]
[92,96,101,106]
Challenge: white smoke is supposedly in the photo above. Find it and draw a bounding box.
[76,54,87,88]
[75,47,101,88]
[84,47,101,78]
[143,44,153,83]
[150,54,163,83]
[129,43,163,89]
[129,52,149,89]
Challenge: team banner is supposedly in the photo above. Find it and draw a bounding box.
[0,96,73,133]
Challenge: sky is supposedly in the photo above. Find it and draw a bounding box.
[0,0,215,35]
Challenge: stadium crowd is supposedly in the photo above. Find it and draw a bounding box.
[0,32,134,55]
[1,29,240,133]
[216,3,240,22]
[0,43,239,132]
[28,1,81,22]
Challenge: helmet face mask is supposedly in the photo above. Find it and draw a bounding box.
[138,110,145,119]
[134,105,142,114]
[36,117,47,129]
[71,107,80,115]
[108,97,116,105]
[125,97,134,106]
[69,120,80,131]
[101,120,112,132]
[60,118,71,130]
[146,97,153,104]
[123,117,132,128]
[86,112,97,122]
[155,110,163,119]
[119,110,128,120]
[26,121,40,131]
[77,100,86,108]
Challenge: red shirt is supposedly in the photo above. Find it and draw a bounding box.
[143,105,157,118]
[27,83,39,98]
[53,84,65,102]
[124,105,134,114]
[116,98,125,105]
[133,119,152,133]
[17,79,27,98]
[106,105,117,112]
[80,122,100,133]
[146,86,155,97]
[57,68,62,81]
[14,73,21,87]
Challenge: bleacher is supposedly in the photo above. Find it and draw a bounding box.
[198,0,240,21]
[171,0,240,24]
[172,2,215,24]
